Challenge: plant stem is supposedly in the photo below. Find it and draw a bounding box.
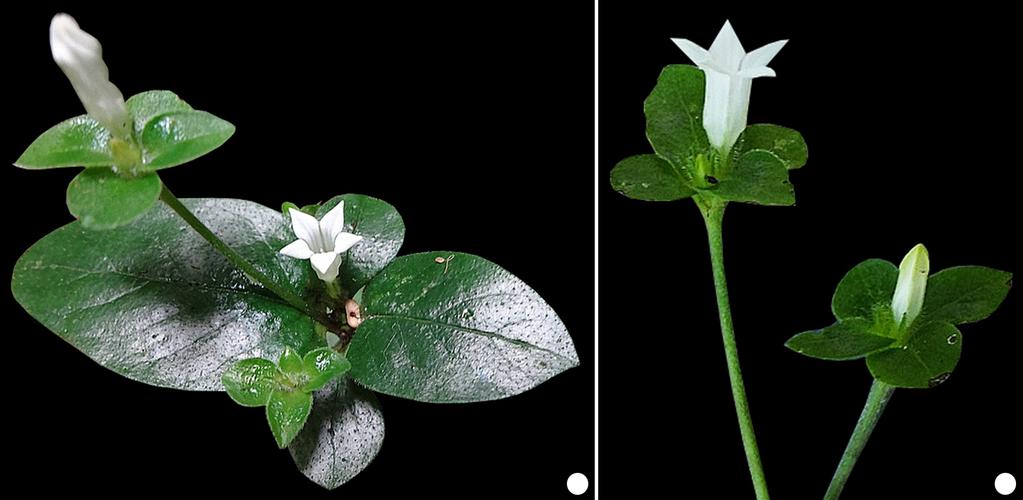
[824,380,896,500]
[158,183,327,325]
[700,198,771,500]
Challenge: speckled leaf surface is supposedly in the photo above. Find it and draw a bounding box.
[289,378,384,489]
[347,252,579,403]
[11,198,320,390]
[314,194,404,293]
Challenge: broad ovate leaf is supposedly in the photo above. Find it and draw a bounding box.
[65,168,162,230]
[786,319,896,361]
[610,154,694,201]
[644,64,710,173]
[348,252,579,403]
[140,110,235,169]
[289,378,384,489]
[922,266,1012,325]
[732,124,808,170]
[15,115,113,169]
[12,198,318,390]
[867,321,963,389]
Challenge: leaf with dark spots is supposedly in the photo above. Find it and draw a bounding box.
[12,198,321,390]
[289,378,384,489]
[347,252,579,403]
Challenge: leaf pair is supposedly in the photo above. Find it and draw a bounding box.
[16,90,234,229]
[786,258,1012,388]
[611,64,807,205]
[222,347,351,448]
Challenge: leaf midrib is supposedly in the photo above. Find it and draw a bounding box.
[22,262,288,305]
[365,313,577,365]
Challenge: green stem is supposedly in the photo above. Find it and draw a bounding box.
[824,380,896,500]
[700,198,770,500]
[158,183,327,325]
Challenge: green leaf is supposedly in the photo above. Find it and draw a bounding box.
[140,110,235,169]
[832,259,898,322]
[125,90,192,136]
[710,149,794,205]
[348,252,579,403]
[65,168,162,230]
[314,195,405,293]
[301,348,351,392]
[732,124,808,170]
[267,389,313,448]
[289,378,384,489]
[11,198,319,390]
[922,266,1013,325]
[644,64,710,172]
[867,321,963,388]
[222,358,280,407]
[15,115,113,169]
[610,154,694,201]
[279,347,304,375]
[785,319,896,361]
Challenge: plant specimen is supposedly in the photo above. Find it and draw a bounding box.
[12,14,579,489]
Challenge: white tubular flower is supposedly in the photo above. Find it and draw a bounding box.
[279,202,364,282]
[892,244,930,328]
[672,21,787,154]
[50,14,129,138]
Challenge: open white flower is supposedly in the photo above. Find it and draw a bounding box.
[280,202,364,282]
[672,21,786,154]
[49,14,129,138]
[892,243,930,328]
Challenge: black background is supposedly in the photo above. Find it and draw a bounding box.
[600,3,1020,500]
[2,3,593,498]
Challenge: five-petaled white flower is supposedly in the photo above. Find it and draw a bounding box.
[49,14,130,138]
[279,202,364,283]
[672,21,787,154]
